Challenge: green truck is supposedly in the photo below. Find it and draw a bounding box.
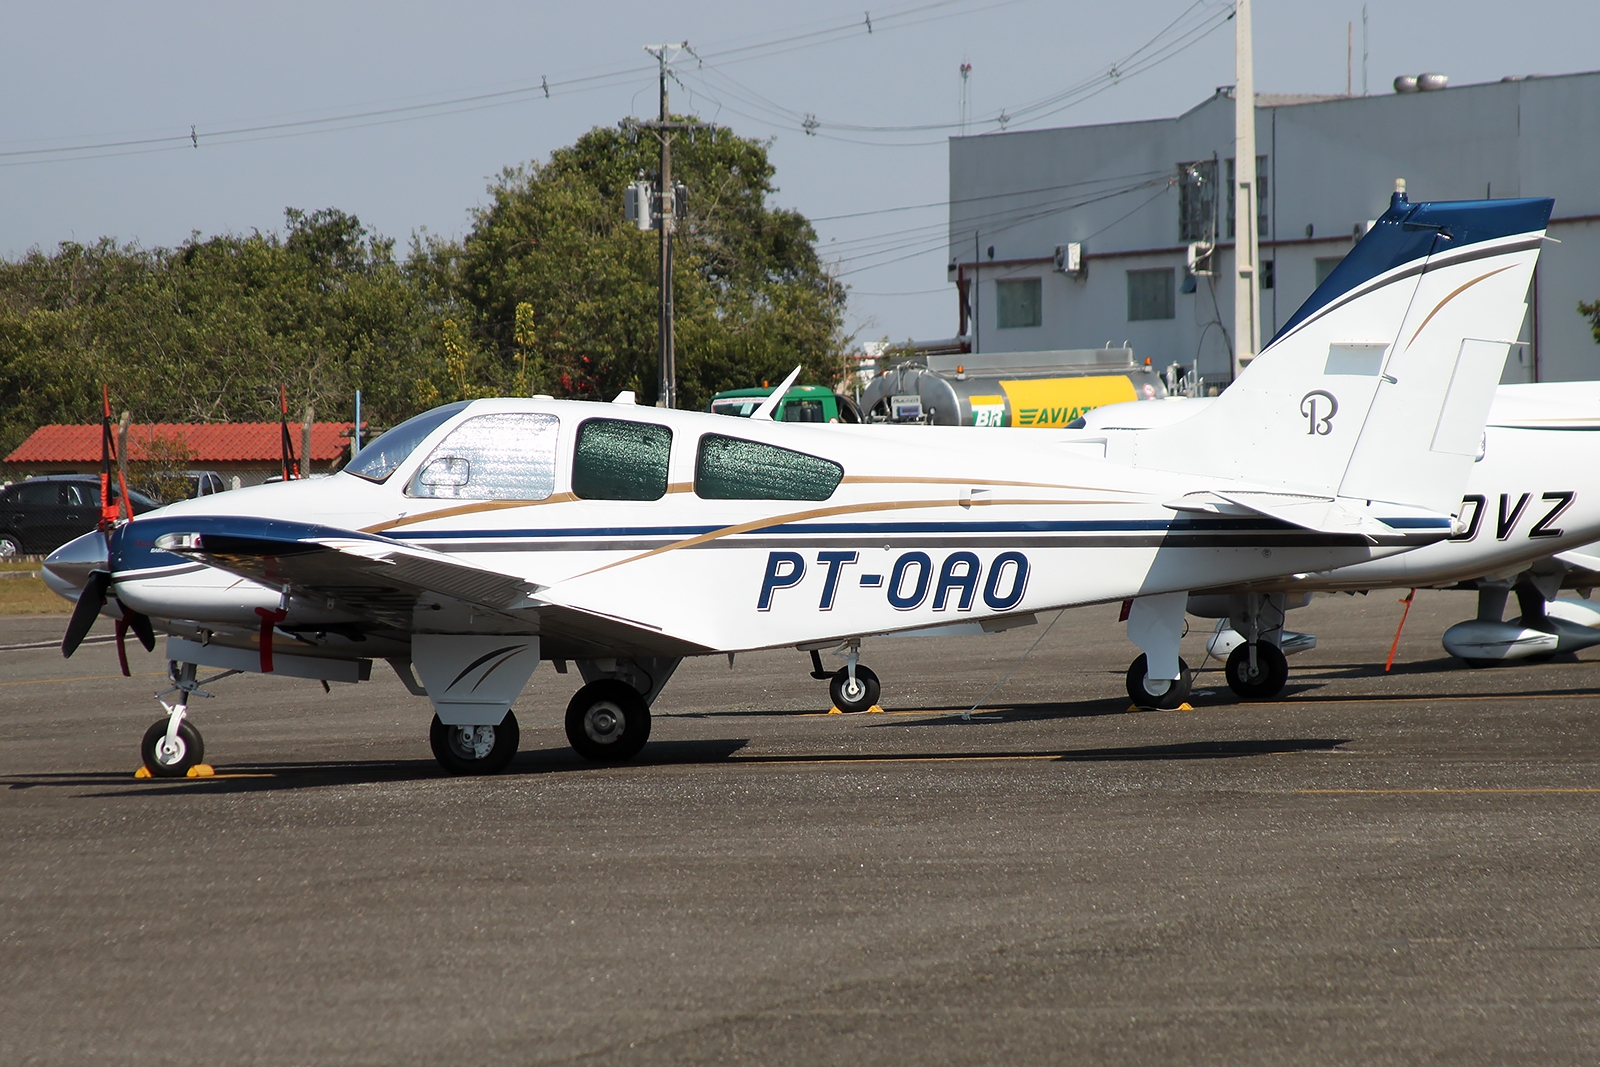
[708,384,864,423]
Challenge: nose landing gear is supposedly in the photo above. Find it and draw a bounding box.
[810,641,881,713]
[140,661,224,777]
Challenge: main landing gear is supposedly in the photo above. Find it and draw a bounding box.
[809,642,880,712]
[1124,653,1194,710]
[1218,593,1292,700]
[1224,641,1290,699]
[564,680,650,762]
[1124,592,1194,710]
[431,712,520,775]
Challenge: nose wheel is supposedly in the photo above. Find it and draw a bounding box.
[829,664,880,712]
[565,680,651,762]
[140,718,205,777]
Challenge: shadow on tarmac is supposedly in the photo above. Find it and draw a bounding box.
[2,737,1346,798]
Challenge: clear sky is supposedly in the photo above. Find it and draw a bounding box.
[1,1,1592,347]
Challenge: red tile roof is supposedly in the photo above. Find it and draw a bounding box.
[5,422,356,465]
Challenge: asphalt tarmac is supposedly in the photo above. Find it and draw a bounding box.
[3,590,1598,1066]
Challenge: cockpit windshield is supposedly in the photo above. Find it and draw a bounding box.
[345,402,472,483]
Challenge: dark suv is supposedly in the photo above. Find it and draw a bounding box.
[0,475,159,559]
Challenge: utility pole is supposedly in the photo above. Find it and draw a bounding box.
[634,44,710,408]
[1232,0,1262,380]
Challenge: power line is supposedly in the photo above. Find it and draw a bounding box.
[677,0,1232,143]
[0,0,1023,166]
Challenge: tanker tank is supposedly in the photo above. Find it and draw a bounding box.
[858,347,1169,427]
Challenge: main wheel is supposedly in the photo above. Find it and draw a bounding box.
[1224,642,1290,700]
[829,665,881,712]
[1124,654,1193,710]
[429,711,520,775]
[140,719,205,777]
[565,680,651,762]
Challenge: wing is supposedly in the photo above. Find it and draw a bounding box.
[147,515,705,658]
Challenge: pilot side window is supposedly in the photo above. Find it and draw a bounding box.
[694,434,842,501]
[408,412,560,500]
[572,418,672,501]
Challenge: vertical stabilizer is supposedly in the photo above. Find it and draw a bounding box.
[1132,193,1552,517]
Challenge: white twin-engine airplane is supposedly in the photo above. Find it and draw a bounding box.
[45,192,1553,776]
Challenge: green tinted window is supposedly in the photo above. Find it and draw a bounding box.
[695,434,842,500]
[572,418,672,500]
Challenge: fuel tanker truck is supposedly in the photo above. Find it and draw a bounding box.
[857,347,1171,427]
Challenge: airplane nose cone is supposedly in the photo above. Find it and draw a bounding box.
[42,530,109,601]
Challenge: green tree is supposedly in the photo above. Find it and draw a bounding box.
[435,121,849,408]
[0,209,443,454]
[1581,298,1600,345]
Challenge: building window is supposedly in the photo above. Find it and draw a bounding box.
[572,418,672,500]
[1261,259,1275,290]
[1177,160,1217,242]
[1127,268,1175,321]
[1226,155,1270,238]
[1314,256,1344,287]
[695,435,842,500]
[995,278,1042,329]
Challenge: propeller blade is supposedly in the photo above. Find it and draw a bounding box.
[62,570,111,658]
[113,618,130,677]
[126,608,156,652]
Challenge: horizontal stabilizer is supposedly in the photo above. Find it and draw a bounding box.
[1553,547,1600,577]
[1166,490,1453,543]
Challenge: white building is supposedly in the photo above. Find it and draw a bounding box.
[947,70,1600,390]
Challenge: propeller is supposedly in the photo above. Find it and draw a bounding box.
[61,570,110,657]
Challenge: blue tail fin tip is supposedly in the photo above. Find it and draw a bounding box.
[1272,194,1554,345]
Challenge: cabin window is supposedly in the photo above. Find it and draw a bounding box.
[995,278,1042,329]
[1127,268,1175,321]
[695,434,842,501]
[572,418,672,501]
[408,412,560,500]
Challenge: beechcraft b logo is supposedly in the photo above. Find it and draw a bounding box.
[1300,390,1338,435]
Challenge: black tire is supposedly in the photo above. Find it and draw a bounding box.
[565,680,651,762]
[429,711,520,775]
[1224,642,1290,700]
[0,533,21,561]
[829,664,881,712]
[140,719,205,777]
[1124,654,1193,710]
